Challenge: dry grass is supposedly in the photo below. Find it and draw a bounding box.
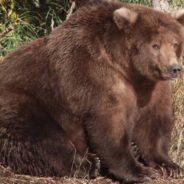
[170,72,184,168]
[0,165,184,184]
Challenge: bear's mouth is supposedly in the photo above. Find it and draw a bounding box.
[160,73,180,80]
[155,66,181,80]
[170,72,181,80]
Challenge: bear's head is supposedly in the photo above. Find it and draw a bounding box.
[112,5,184,81]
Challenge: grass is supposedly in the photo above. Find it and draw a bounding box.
[0,165,184,184]
[0,0,71,56]
[170,73,184,168]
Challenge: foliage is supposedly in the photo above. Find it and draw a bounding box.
[0,0,71,55]
[172,0,184,8]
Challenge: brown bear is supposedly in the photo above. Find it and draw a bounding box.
[0,0,184,183]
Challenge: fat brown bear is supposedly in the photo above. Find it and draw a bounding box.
[0,0,184,183]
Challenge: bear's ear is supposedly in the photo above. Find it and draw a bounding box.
[113,7,138,29]
[171,10,184,26]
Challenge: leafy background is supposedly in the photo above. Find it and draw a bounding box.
[0,0,184,181]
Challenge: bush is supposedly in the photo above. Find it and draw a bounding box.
[0,0,71,55]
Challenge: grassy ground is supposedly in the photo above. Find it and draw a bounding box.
[0,165,184,184]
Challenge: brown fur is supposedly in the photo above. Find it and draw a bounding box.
[0,0,184,183]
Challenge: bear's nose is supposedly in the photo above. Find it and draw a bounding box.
[168,64,182,78]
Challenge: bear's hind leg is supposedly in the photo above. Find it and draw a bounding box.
[0,90,99,177]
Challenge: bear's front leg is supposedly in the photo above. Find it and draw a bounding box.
[148,133,183,179]
[152,121,184,178]
[85,104,159,183]
[132,133,183,179]
[133,101,183,179]
[140,136,183,179]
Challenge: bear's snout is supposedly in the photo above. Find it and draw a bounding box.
[168,64,182,79]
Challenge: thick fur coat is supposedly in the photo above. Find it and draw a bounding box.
[0,0,184,183]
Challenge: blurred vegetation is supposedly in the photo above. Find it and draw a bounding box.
[0,0,71,55]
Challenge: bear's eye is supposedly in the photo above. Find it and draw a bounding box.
[152,44,160,50]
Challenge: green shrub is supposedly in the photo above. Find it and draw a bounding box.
[0,0,71,56]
